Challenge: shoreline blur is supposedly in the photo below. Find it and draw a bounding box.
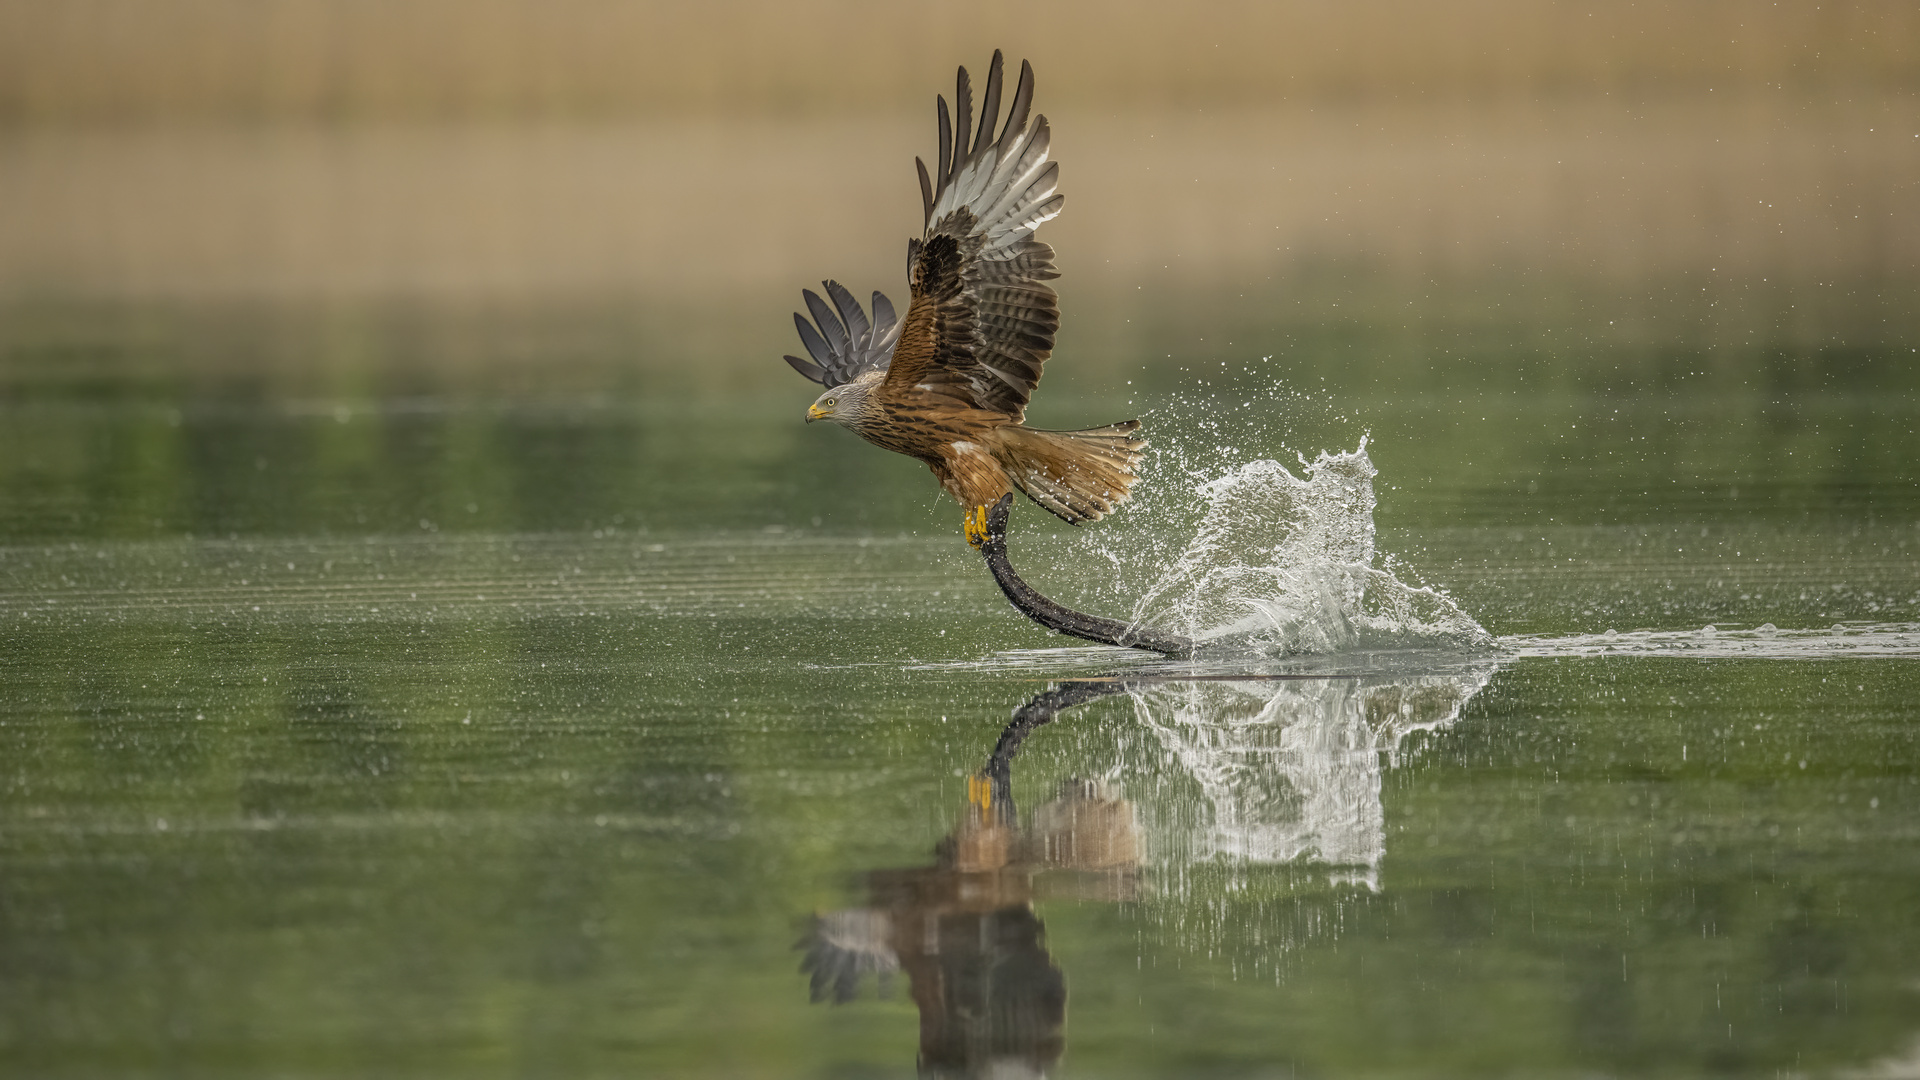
[2,1,1913,123]
[0,3,1913,390]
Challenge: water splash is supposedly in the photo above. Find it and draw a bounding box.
[1130,440,1492,656]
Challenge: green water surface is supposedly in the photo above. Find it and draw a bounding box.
[3,302,1918,1077]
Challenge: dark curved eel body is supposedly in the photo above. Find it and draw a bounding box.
[976,494,1195,658]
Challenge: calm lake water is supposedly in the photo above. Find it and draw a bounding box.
[3,300,1918,1078]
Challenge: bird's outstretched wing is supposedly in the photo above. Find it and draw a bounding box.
[784,280,902,388]
[886,52,1063,422]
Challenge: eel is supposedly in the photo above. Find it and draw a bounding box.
[975,494,1194,658]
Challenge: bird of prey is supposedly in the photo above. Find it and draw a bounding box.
[785,51,1145,549]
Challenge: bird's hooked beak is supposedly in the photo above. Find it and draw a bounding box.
[806,402,829,423]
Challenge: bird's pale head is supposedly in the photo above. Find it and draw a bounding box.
[805,372,884,429]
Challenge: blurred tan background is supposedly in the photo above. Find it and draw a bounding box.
[4,1,1912,121]
[0,0,1914,382]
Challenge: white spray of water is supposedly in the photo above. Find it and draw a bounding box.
[1129,440,1492,656]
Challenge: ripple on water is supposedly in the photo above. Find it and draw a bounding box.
[1501,621,1920,659]
[0,532,967,625]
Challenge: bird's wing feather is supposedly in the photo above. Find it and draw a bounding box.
[783,280,902,388]
[887,52,1062,422]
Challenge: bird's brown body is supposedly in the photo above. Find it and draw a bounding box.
[829,367,1142,520]
[786,53,1145,545]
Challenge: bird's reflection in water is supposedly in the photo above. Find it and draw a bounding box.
[801,682,1132,1078]
[800,667,1496,1077]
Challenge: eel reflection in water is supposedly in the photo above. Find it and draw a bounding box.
[975,493,1194,658]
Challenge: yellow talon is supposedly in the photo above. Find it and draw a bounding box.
[963,504,990,549]
[966,773,993,818]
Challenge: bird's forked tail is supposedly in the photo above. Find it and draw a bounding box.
[994,421,1146,526]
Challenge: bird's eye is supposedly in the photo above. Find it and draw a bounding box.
[826,398,837,407]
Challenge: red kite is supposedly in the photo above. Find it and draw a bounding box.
[786,52,1144,548]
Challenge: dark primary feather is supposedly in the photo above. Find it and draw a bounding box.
[1000,61,1034,168]
[971,51,1002,157]
[828,282,870,344]
[915,157,934,224]
[804,289,849,356]
[936,96,952,194]
[784,280,902,388]
[951,66,972,185]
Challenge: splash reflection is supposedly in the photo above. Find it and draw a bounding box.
[1127,668,1496,890]
[802,666,1495,1076]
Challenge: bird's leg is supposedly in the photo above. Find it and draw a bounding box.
[963,503,992,549]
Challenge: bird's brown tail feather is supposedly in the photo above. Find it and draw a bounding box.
[994,421,1147,526]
